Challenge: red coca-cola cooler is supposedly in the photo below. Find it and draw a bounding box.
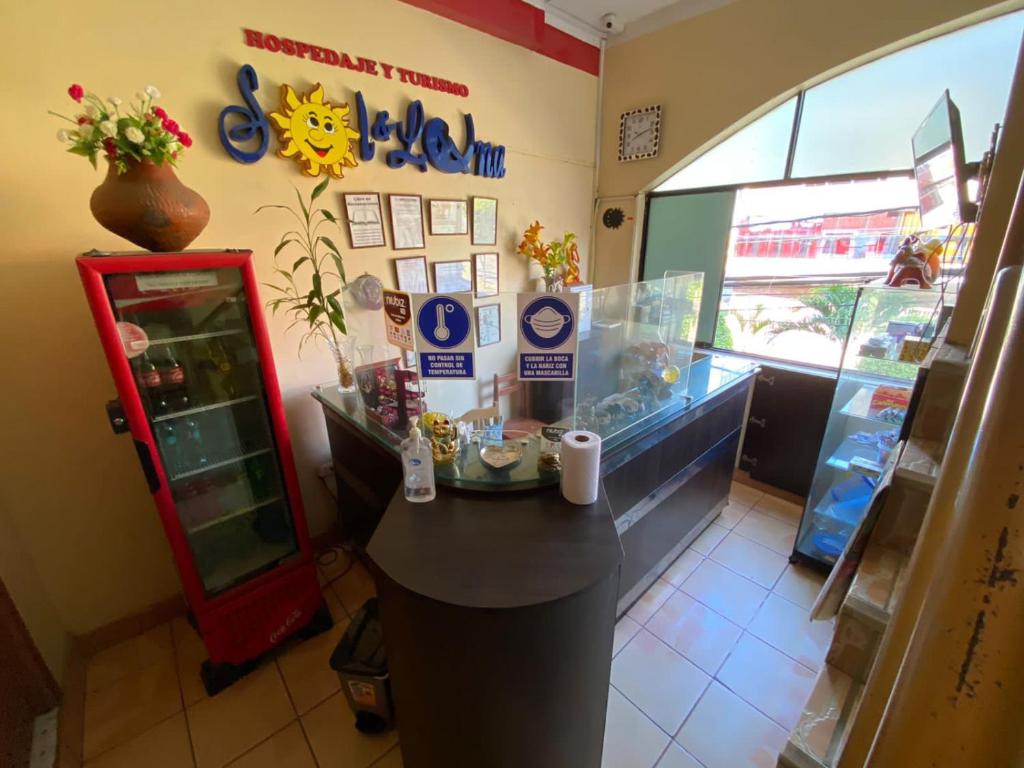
[77,249,330,694]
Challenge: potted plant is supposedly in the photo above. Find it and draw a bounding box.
[516,221,582,291]
[51,84,209,252]
[259,178,355,390]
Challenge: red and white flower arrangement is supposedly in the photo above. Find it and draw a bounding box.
[51,84,193,174]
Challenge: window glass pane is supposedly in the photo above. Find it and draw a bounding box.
[792,11,1024,177]
[714,178,971,368]
[655,98,796,192]
[642,191,736,343]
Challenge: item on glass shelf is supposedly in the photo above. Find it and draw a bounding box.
[850,456,885,478]
[859,337,890,359]
[184,418,208,470]
[269,83,360,178]
[134,351,163,411]
[869,385,910,415]
[200,338,240,400]
[401,417,436,503]
[480,442,523,471]
[899,336,930,363]
[876,406,906,425]
[560,431,601,505]
[158,423,181,477]
[421,411,447,434]
[430,418,457,465]
[538,451,561,473]
[259,179,353,388]
[350,273,384,310]
[53,83,210,251]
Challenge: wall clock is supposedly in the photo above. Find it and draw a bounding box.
[618,105,662,162]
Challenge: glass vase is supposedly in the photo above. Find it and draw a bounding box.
[328,338,356,393]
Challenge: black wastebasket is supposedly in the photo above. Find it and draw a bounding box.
[329,597,394,733]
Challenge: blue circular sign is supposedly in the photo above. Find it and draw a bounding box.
[520,296,574,350]
[417,296,470,349]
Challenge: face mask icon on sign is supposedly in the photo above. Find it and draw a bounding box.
[524,306,571,339]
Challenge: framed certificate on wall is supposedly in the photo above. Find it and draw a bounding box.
[471,197,498,245]
[388,194,426,250]
[476,303,501,347]
[432,260,473,293]
[473,252,499,297]
[343,193,386,248]
[428,199,468,236]
[393,255,429,293]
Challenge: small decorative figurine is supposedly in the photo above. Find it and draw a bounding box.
[885,236,942,288]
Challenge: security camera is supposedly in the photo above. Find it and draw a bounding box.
[601,13,624,34]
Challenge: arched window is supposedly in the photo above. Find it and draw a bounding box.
[643,10,1023,367]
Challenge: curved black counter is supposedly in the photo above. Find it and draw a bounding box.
[313,354,757,766]
[369,484,621,768]
[369,485,622,610]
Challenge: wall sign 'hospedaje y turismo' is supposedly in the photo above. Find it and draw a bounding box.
[218,65,506,179]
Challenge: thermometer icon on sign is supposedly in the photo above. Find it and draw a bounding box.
[434,302,455,341]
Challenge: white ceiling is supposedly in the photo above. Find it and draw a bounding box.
[525,0,736,46]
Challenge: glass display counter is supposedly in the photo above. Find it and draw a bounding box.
[313,274,704,491]
[793,284,945,568]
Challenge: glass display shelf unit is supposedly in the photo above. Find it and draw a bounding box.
[313,274,744,491]
[794,284,946,568]
[105,266,299,596]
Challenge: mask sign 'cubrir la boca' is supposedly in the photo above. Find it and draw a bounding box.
[517,293,579,381]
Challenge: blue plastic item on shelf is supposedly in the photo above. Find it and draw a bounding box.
[829,475,874,503]
[812,531,847,560]
[828,495,872,526]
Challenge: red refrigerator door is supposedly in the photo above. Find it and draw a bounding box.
[78,252,320,665]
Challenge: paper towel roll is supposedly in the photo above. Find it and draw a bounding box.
[560,430,601,505]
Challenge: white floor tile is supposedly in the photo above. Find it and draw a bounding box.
[709,532,788,589]
[611,631,710,734]
[747,593,833,672]
[677,682,788,767]
[717,633,816,730]
[602,686,670,768]
[680,559,767,627]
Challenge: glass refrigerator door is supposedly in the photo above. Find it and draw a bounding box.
[105,267,299,596]
[795,285,943,567]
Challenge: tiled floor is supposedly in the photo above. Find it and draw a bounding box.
[80,482,826,768]
[603,482,832,768]
[80,553,400,768]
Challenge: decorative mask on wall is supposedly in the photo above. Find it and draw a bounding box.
[269,84,360,178]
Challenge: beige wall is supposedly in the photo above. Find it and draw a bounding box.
[0,0,596,639]
[593,0,1024,287]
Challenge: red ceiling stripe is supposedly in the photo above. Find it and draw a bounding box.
[398,0,600,76]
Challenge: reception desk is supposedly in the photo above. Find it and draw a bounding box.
[313,352,757,616]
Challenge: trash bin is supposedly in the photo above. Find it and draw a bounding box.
[329,597,394,733]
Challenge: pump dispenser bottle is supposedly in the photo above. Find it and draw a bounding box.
[401,416,435,502]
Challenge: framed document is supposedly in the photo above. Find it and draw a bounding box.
[432,260,473,293]
[343,193,386,248]
[476,303,501,347]
[393,256,429,293]
[428,199,468,236]
[471,197,498,245]
[388,194,425,250]
[473,252,499,297]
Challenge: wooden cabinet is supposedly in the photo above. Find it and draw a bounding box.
[739,365,835,497]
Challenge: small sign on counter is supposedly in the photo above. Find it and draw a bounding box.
[383,290,414,351]
[517,293,579,381]
[412,292,475,379]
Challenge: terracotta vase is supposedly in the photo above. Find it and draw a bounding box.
[89,160,210,252]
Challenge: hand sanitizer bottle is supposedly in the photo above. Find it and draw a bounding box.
[401,416,435,503]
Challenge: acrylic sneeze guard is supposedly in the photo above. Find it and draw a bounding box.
[313,273,704,490]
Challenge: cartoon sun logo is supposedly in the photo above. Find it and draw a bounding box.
[269,84,360,178]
